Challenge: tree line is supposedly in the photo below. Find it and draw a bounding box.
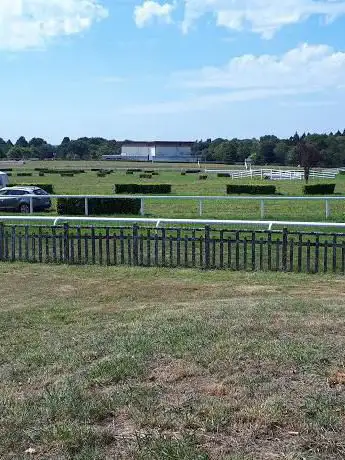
[1,131,345,167]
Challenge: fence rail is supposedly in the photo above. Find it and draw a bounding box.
[1,223,345,274]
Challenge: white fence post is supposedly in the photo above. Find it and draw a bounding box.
[84,197,89,216]
[326,200,330,219]
[260,200,265,219]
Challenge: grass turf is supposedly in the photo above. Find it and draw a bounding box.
[3,161,345,222]
[1,264,345,458]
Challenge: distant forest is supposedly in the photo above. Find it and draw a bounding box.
[2,131,345,166]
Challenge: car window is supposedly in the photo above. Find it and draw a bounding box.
[8,190,28,196]
[0,190,8,195]
[33,189,48,196]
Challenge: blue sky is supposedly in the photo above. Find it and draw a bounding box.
[0,0,345,143]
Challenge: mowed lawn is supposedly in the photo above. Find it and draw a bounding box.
[1,265,345,459]
[5,161,345,221]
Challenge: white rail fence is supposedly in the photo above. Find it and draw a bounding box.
[205,168,344,180]
[2,215,345,231]
[1,194,345,219]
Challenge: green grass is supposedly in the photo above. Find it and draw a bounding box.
[1,264,345,458]
[2,160,345,223]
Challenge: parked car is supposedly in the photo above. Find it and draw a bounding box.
[0,186,51,213]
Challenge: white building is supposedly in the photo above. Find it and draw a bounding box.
[103,141,195,162]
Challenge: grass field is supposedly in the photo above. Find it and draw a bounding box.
[2,161,345,222]
[1,264,345,459]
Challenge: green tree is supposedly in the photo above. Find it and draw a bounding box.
[15,136,29,148]
[7,146,32,160]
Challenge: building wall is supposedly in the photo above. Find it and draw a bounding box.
[121,144,193,162]
[121,145,152,158]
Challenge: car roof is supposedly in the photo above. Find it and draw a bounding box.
[2,186,40,191]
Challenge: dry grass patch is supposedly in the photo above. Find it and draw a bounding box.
[1,264,345,458]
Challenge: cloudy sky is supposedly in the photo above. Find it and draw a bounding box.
[1,0,345,142]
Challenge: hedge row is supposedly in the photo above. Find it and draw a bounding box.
[304,183,336,195]
[217,173,231,178]
[114,183,171,194]
[21,184,55,194]
[227,184,276,195]
[17,173,32,177]
[35,169,85,174]
[57,198,140,215]
[127,168,142,173]
[185,169,201,174]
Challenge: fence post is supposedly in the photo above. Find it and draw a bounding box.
[325,200,330,219]
[205,225,211,269]
[63,223,69,263]
[84,197,89,216]
[133,224,139,266]
[0,223,4,261]
[140,198,145,216]
[199,199,203,217]
[260,200,265,219]
[282,227,288,271]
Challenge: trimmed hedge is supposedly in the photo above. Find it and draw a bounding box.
[181,172,186,176]
[39,172,45,177]
[57,198,140,215]
[185,169,201,174]
[199,175,208,180]
[304,183,336,195]
[126,171,134,175]
[152,172,159,176]
[1,168,12,172]
[22,184,55,194]
[227,184,276,195]
[114,183,172,194]
[17,172,32,177]
[139,174,152,179]
[217,173,231,178]
[127,168,142,173]
[60,173,74,177]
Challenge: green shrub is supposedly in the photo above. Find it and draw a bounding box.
[1,168,12,172]
[97,172,107,177]
[140,174,152,179]
[304,183,336,195]
[22,184,55,194]
[199,175,208,180]
[217,173,230,178]
[57,198,140,215]
[186,169,201,174]
[152,172,159,176]
[127,168,142,173]
[114,183,172,194]
[339,170,345,175]
[39,172,45,177]
[17,172,32,177]
[227,184,276,195]
[60,173,74,177]
[126,171,134,175]
[7,173,12,177]
[181,172,186,176]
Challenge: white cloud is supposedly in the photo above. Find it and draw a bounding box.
[180,0,345,37]
[122,43,345,114]
[0,0,108,51]
[134,1,175,27]
[174,44,345,92]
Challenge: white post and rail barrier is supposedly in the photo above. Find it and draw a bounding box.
[1,215,345,231]
[4,194,345,220]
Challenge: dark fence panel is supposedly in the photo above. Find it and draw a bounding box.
[0,223,345,274]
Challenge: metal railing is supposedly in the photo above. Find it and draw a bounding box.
[1,223,345,274]
[3,193,345,219]
[2,215,345,231]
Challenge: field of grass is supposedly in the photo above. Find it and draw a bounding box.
[3,161,345,222]
[1,264,345,459]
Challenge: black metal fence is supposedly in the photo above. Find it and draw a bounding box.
[1,223,345,273]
